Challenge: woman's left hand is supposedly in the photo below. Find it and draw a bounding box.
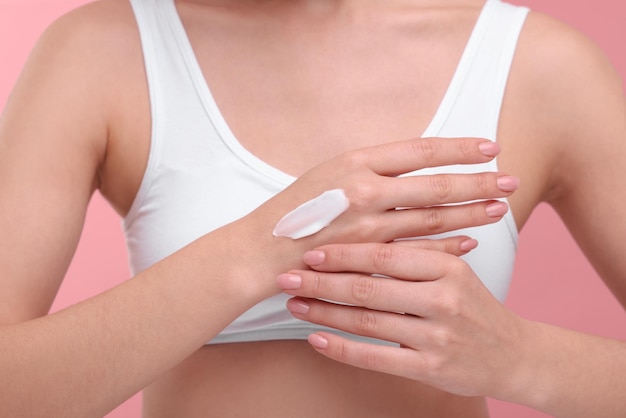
[277,240,531,400]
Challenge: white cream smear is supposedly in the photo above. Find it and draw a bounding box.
[272,189,350,239]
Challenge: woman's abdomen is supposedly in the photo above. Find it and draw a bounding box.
[142,340,489,418]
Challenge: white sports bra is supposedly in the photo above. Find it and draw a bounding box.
[124,0,528,344]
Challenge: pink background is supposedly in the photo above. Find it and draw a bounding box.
[1,1,624,417]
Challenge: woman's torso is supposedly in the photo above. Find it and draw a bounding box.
[93,0,556,416]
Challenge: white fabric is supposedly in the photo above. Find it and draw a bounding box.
[124,0,529,344]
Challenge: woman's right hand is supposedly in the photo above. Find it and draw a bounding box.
[252,136,518,248]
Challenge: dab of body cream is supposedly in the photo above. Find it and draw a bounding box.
[272,189,350,239]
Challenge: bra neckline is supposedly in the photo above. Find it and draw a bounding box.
[163,0,496,185]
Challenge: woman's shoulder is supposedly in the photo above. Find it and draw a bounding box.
[26,0,147,123]
[34,0,141,74]
[514,9,621,108]
[508,8,623,202]
[496,7,623,209]
[510,9,622,145]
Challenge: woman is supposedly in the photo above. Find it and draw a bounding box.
[0,0,623,417]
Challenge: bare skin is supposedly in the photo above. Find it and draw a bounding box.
[0,0,623,417]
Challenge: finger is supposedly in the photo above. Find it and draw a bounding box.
[373,172,518,209]
[391,236,478,256]
[280,268,438,315]
[377,199,509,242]
[302,242,456,277]
[286,298,424,345]
[305,331,422,381]
[362,137,500,176]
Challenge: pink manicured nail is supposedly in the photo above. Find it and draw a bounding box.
[308,333,329,349]
[478,142,501,157]
[485,201,508,217]
[303,250,325,266]
[460,239,479,252]
[287,299,310,314]
[496,176,520,192]
[277,274,302,290]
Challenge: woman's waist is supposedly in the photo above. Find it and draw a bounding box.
[143,340,490,418]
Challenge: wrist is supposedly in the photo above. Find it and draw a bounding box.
[492,317,553,408]
[224,213,311,300]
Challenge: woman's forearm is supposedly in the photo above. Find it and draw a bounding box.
[506,320,626,418]
[0,220,290,418]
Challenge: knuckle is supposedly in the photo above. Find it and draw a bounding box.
[347,181,377,212]
[466,202,487,223]
[413,139,438,163]
[351,275,378,304]
[431,326,454,349]
[474,173,491,196]
[342,149,369,169]
[422,207,446,233]
[346,216,383,243]
[457,137,475,159]
[363,348,385,371]
[336,340,349,362]
[430,354,453,382]
[429,175,454,202]
[449,258,471,277]
[370,245,396,272]
[312,303,332,325]
[354,310,379,335]
[421,352,445,379]
[334,245,352,266]
[435,288,463,318]
[443,238,460,255]
[426,284,452,316]
[310,271,328,297]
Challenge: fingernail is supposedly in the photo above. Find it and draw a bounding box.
[287,299,310,314]
[303,250,325,266]
[486,201,508,217]
[478,141,501,157]
[308,333,329,349]
[497,176,520,192]
[460,238,479,252]
[277,274,302,290]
